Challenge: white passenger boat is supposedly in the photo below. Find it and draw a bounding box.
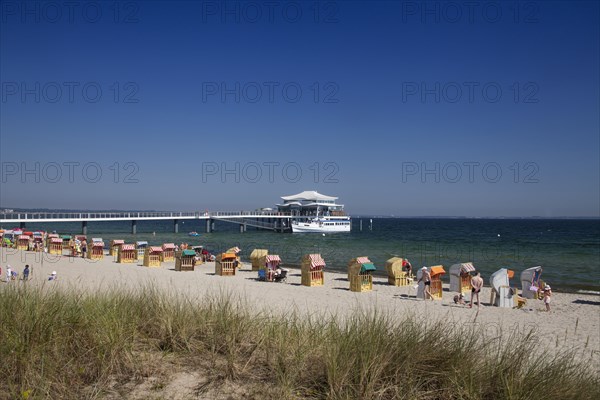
[291,215,351,233]
[276,191,351,233]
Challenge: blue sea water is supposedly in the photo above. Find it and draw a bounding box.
[5,218,599,293]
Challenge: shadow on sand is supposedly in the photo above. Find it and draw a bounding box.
[573,299,600,306]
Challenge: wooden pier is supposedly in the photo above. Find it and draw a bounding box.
[0,211,296,234]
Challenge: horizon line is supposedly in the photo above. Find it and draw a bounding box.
[1,207,598,220]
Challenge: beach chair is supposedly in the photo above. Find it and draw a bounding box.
[450,262,476,294]
[301,254,325,287]
[143,246,163,267]
[385,257,413,286]
[109,240,124,256]
[161,243,176,262]
[489,268,515,308]
[348,257,375,292]
[216,253,237,276]
[226,247,242,267]
[520,266,543,299]
[117,244,136,263]
[48,237,63,255]
[17,235,31,250]
[136,241,148,260]
[251,249,268,271]
[175,250,196,271]
[429,266,445,299]
[258,254,281,282]
[88,239,104,260]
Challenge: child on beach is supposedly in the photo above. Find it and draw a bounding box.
[543,285,552,312]
[453,293,466,305]
[48,271,57,281]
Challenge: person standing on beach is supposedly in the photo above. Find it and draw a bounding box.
[22,265,30,281]
[81,240,87,258]
[6,265,12,283]
[470,272,484,309]
[543,285,552,312]
[418,267,433,300]
[402,259,413,277]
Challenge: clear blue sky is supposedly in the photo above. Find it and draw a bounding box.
[1,0,598,217]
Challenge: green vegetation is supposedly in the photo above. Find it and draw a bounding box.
[1,285,598,399]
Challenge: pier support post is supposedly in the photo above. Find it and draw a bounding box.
[360,219,362,231]
[211,221,215,231]
[174,219,179,233]
[206,219,212,233]
[239,224,244,233]
[82,221,88,235]
[131,220,137,235]
[20,222,26,229]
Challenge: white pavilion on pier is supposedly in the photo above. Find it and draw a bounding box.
[276,191,346,217]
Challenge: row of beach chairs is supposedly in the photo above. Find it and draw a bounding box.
[7,235,544,305]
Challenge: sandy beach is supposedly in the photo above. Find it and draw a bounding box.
[2,248,599,370]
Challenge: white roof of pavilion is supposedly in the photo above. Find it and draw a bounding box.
[281,191,338,201]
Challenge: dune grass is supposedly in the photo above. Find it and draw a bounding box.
[0,284,598,399]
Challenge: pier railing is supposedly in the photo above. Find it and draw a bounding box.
[214,217,277,230]
[0,210,293,223]
[210,211,288,217]
[0,211,199,221]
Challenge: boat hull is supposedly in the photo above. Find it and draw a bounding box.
[291,221,351,233]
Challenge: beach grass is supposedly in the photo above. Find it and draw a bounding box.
[1,284,598,399]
